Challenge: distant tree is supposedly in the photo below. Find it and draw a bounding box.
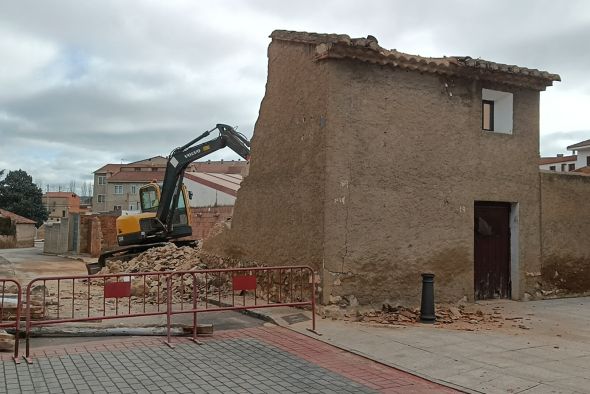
[69,180,76,193]
[0,169,48,227]
[80,181,88,197]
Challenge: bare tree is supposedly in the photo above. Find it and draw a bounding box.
[69,180,76,193]
[80,181,88,197]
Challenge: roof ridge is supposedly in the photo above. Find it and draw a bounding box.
[270,30,560,89]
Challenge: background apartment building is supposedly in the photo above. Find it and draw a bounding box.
[92,157,248,212]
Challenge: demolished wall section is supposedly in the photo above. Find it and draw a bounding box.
[205,40,329,269]
[540,172,590,296]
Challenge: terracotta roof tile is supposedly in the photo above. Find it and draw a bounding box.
[44,192,80,198]
[271,30,560,90]
[94,164,124,174]
[107,171,165,182]
[539,155,577,165]
[573,166,590,175]
[0,208,36,224]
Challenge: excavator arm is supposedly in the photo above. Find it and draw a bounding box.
[156,123,251,232]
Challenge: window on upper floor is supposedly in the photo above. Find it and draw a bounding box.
[98,195,105,203]
[98,176,106,185]
[131,185,137,194]
[561,164,566,171]
[587,156,590,167]
[569,163,575,171]
[482,89,513,134]
[549,166,556,171]
[114,185,123,194]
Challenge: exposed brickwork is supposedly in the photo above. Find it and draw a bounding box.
[189,206,234,240]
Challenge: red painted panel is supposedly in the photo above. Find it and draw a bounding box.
[233,275,256,291]
[104,282,131,298]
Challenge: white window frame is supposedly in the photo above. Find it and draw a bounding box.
[98,176,106,185]
[482,89,513,134]
[98,195,105,203]
[114,185,124,195]
[131,185,137,194]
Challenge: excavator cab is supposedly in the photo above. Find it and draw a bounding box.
[115,183,192,247]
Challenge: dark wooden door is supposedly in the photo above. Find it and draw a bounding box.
[474,202,511,300]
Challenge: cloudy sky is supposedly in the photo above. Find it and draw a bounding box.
[1,0,589,191]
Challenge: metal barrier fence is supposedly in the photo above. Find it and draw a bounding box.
[21,265,318,362]
[24,271,171,363]
[165,266,317,346]
[0,278,21,362]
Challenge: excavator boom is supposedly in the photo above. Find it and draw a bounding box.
[87,124,251,274]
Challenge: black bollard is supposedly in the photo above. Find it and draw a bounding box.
[420,273,436,323]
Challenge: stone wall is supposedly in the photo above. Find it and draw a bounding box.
[540,172,590,296]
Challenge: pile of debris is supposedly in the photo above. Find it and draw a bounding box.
[99,243,206,274]
[360,303,504,328]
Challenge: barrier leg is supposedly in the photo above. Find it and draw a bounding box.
[190,279,203,345]
[306,270,321,336]
[164,276,174,348]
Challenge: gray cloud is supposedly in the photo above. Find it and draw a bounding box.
[0,0,588,192]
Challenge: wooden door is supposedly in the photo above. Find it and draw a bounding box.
[474,202,511,300]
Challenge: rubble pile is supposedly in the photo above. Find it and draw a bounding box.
[360,304,504,327]
[99,243,206,274]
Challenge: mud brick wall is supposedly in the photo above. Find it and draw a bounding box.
[0,235,16,249]
[322,63,542,306]
[207,32,544,307]
[540,172,590,296]
[16,224,35,247]
[206,39,328,267]
[189,206,234,240]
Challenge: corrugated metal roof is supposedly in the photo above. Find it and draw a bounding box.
[184,172,243,197]
[567,138,590,151]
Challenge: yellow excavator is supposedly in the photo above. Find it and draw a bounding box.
[86,124,251,274]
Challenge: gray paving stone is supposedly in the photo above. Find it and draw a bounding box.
[3,338,377,393]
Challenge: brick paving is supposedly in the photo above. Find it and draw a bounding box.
[1,326,459,393]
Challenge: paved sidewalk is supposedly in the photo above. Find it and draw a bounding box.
[1,326,457,393]
[261,297,590,394]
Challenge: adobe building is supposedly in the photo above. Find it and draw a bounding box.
[42,192,81,220]
[0,208,36,248]
[206,30,571,308]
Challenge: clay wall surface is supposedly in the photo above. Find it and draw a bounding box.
[0,235,16,249]
[322,61,542,306]
[540,172,590,295]
[207,40,328,267]
[15,223,35,247]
